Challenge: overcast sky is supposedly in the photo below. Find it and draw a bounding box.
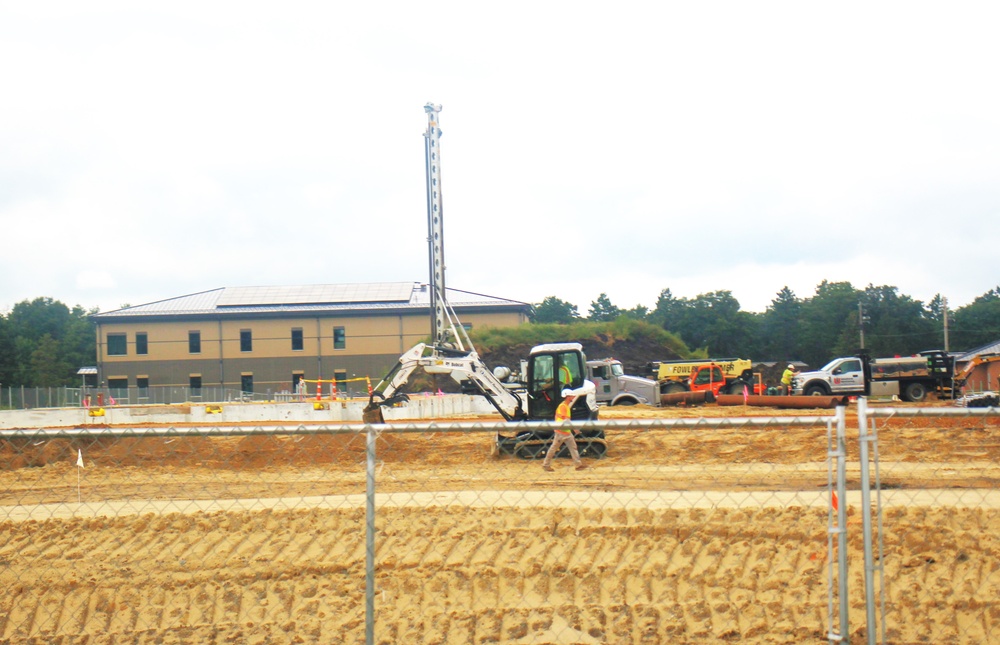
[2,2,998,316]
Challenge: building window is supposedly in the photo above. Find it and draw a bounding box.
[333,326,346,350]
[241,374,254,395]
[107,333,127,356]
[240,329,253,352]
[291,328,304,351]
[136,377,149,390]
[136,332,148,355]
[189,375,202,391]
[334,370,347,395]
[108,377,128,389]
[189,331,201,354]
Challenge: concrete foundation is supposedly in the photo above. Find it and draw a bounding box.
[0,394,499,430]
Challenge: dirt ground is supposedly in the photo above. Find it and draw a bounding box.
[1,400,999,644]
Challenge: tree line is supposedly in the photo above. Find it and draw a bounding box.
[533,281,1000,369]
[2,282,999,387]
[0,298,98,388]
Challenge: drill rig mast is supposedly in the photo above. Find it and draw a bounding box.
[362,105,528,423]
[361,105,603,461]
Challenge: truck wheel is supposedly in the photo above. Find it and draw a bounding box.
[803,384,829,397]
[613,398,637,406]
[663,383,686,395]
[903,382,927,403]
[726,382,748,395]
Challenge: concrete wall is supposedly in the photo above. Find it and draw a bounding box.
[0,394,500,430]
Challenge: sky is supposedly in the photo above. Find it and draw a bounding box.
[2,2,999,316]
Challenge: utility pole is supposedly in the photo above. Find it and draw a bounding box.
[858,302,867,350]
[943,297,950,352]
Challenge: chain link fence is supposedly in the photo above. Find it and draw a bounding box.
[1,404,998,644]
[0,385,324,410]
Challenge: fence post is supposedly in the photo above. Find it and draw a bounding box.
[365,422,377,645]
[857,397,878,645]
[828,404,850,643]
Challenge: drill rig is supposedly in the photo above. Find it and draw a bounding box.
[362,104,605,459]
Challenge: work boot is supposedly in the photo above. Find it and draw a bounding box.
[543,465,554,472]
[575,463,588,471]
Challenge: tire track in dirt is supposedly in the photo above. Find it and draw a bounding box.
[3,503,999,643]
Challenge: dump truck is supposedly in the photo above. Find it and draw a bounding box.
[647,358,761,396]
[587,358,661,406]
[792,350,954,402]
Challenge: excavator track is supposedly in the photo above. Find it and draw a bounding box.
[497,429,608,460]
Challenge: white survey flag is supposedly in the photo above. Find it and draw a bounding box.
[76,449,84,468]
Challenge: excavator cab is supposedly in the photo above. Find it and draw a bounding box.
[525,345,592,420]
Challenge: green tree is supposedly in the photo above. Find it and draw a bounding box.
[531,296,580,324]
[855,284,937,357]
[8,297,73,341]
[3,297,97,386]
[588,293,622,322]
[663,290,755,357]
[649,288,681,330]
[62,306,99,372]
[951,286,1000,350]
[798,281,860,367]
[30,334,72,386]
[0,315,14,386]
[623,304,649,320]
[759,286,802,361]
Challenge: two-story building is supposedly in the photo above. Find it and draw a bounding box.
[91,282,530,402]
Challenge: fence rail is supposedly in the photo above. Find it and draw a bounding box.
[0,403,998,644]
[0,384,368,409]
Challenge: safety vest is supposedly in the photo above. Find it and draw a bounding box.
[554,401,573,432]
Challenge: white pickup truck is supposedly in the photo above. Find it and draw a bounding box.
[792,351,953,402]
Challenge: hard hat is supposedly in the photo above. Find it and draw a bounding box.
[561,389,575,398]
[788,364,795,369]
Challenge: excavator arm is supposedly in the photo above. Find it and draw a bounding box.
[954,353,1000,390]
[363,343,528,423]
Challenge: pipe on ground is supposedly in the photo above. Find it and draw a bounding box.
[715,394,849,409]
[659,391,716,406]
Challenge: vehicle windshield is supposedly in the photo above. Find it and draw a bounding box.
[820,359,842,372]
[611,363,624,377]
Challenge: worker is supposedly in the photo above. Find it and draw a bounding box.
[559,363,573,387]
[781,364,798,395]
[542,389,587,472]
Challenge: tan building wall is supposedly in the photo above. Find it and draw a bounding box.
[95,309,526,395]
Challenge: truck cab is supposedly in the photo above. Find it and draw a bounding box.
[587,358,660,406]
[793,357,865,396]
[688,365,727,396]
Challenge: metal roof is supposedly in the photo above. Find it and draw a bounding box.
[957,339,1000,362]
[92,283,529,319]
[216,283,414,307]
